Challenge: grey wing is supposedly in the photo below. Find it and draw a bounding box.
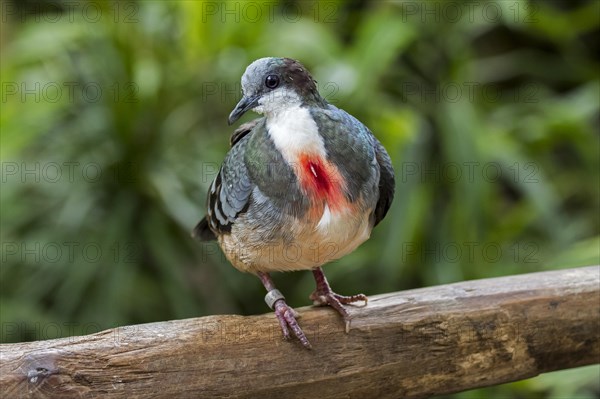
[314,105,395,223]
[373,138,395,227]
[192,123,257,241]
[230,118,261,146]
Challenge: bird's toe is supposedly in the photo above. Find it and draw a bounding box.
[273,300,311,349]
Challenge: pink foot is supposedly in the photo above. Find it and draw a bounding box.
[273,299,311,349]
[258,272,311,349]
[311,267,367,332]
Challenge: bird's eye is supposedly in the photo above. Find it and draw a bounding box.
[265,75,280,89]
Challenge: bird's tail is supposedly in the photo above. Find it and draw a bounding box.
[191,217,217,241]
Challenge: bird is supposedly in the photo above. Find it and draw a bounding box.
[193,57,395,349]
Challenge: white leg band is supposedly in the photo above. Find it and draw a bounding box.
[264,289,285,309]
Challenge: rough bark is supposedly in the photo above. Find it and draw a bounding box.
[1,266,599,398]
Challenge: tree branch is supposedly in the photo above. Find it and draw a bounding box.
[1,266,599,398]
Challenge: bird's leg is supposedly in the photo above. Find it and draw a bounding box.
[310,267,367,333]
[257,272,311,349]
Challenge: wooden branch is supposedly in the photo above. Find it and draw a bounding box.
[1,266,599,398]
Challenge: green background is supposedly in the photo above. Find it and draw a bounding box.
[1,0,598,397]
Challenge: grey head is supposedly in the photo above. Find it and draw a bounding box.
[228,57,327,125]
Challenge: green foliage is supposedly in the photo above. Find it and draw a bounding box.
[1,1,598,397]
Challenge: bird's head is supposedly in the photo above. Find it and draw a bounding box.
[228,57,326,125]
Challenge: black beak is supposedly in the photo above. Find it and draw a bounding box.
[228,95,260,125]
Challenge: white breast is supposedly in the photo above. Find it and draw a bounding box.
[266,104,327,165]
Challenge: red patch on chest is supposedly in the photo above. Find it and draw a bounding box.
[298,154,347,213]
[304,160,330,194]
